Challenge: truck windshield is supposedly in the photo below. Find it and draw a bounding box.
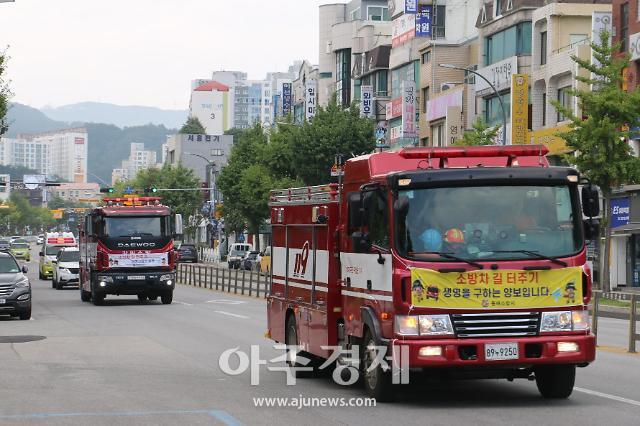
[104,216,165,238]
[395,185,582,262]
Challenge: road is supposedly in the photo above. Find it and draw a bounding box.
[1,247,640,425]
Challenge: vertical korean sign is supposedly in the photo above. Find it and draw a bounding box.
[282,83,292,116]
[404,0,417,14]
[401,81,417,139]
[415,5,432,37]
[360,85,374,118]
[305,80,317,121]
[510,74,528,145]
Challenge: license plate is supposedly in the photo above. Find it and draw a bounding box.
[0,299,5,304]
[128,276,146,280]
[485,343,519,361]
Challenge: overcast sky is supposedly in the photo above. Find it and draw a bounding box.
[0,0,340,110]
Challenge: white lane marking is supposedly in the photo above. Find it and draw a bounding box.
[213,310,250,319]
[575,387,640,407]
[205,299,246,305]
[173,301,193,306]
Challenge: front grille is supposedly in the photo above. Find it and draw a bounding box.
[451,312,540,338]
[68,268,80,274]
[0,283,14,297]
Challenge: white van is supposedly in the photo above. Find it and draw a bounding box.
[227,243,251,269]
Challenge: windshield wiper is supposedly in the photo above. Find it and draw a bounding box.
[491,250,568,267]
[419,252,484,270]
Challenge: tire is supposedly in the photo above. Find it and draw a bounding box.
[161,291,173,305]
[285,316,315,379]
[80,286,91,302]
[137,295,147,302]
[361,330,394,402]
[19,308,31,320]
[91,283,105,306]
[535,365,576,399]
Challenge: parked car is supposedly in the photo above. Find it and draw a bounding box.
[241,251,260,271]
[9,236,22,243]
[227,243,251,269]
[36,235,44,245]
[0,239,11,252]
[9,241,30,262]
[177,244,198,263]
[52,247,80,289]
[0,251,31,320]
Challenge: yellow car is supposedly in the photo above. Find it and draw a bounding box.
[10,241,30,262]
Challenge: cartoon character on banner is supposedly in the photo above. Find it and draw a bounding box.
[563,282,576,304]
[412,280,425,303]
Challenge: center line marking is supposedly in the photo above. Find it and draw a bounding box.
[214,310,249,319]
[173,301,193,306]
[575,387,640,407]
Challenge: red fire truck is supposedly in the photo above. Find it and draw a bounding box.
[78,196,182,306]
[266,145,598,401]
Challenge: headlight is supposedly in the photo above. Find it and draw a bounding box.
[98,276,114,283]
[419,315,454,335]
[160,274,175,281]
[16,277,30,288]
[540,311,589,332]
[395,315,454,336]
[61,268,71,274]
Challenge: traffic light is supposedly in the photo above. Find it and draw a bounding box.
[144,187,158,194]
[100,187,115,194]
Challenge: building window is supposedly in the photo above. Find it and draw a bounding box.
[336,49,352,105]
[621,3,629,52]
[211,149,224,156]
[421,50,431,64]
[484,92,511,127]
[375,70,388,96]
[557,86,572,122]
[422,87,430,113]
[506,0,513,11]
[367,6,389,22]
[350,7,361,21]
[433,5,446,38]
[391,61,418,98]
[569,34,588,47]
[494,0,502,17]
[485,22,532,65]
[540,31,547,65]
[432,122,445,147]
[542,93,547,126]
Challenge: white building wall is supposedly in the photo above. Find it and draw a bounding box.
[190,90,228,135]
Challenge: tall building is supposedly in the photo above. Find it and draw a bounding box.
[111,143,159,184]
[189,80,233,134]
[164,133,234,182]
[293,61,319,124]
[49,182,101,204]
[0,128,88,183]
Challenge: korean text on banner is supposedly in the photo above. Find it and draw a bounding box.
[415,5,432,37]
[510,74,529,145]
[410,267,584,310]
[108,253,169,268]
[360,85,374,118]
[401,81,417,138]
[305,80,317,121]
[282,83,292,116]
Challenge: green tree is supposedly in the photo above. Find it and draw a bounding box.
[454,118,499,146]
[552,30,640,290]
[0,50,12,136]
[179,116,206,134]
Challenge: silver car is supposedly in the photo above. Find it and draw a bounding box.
[52,247,80,290]
[0,252,31,320]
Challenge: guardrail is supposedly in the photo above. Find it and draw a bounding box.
[177,263,268,298]
[198,247,218,263]
[592,291,640,352]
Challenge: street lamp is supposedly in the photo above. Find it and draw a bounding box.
[185,152,216,204]
[439,63,508,146]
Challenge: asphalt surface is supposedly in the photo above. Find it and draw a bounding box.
[1,246,640,425]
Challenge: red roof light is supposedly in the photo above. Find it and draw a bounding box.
[399,145,549,159]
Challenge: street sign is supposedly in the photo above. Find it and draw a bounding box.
[124,186,134,194]
[330,163,344,177]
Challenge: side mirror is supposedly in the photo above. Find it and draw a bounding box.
[21,266,28,273]
[39,251,44,256]
[351,231,372,253]
[348,193,363,229]
[581,186,600,217]
[584,219,600,241]
[174,213,183,237]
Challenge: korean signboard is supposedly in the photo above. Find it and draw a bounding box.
[475,56,518,94]
[392,13,415,47]
[591,12,612,71]
[411,267,584,309]
[360,85,374,118]
[445,106,462,146]
[282,83,292,116]
[510,74,529,145]
[305,80,317,121]
[527,125,570,155]
[611,197,630,228]
[426,89,463,122]
[109,253,169,268]
[375,121,389,149]
[415,5,432,37]
[186,134,220,142]
[404,0,417,14]
[385,98,403,120]
[401,81,417,138]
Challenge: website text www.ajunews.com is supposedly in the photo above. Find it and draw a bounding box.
[253,395,377,409]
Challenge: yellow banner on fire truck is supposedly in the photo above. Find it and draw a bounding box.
[410,267,583,310]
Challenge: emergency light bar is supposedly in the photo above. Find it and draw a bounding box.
[398,145,549,159]
[47,238,75,244]
[102,197,161,203]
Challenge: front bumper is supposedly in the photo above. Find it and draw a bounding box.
[95,272,175,295]
[58,272,80,285]
[12,252,29,259]
[0,291,31,315]
[394,334,595,368]
[41,265,54,277]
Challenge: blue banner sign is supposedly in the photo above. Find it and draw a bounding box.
[282,83,292,116]
[415,5,432,37]
[611,197,630,228]
[405,0,417,14]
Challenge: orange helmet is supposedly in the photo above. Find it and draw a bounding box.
[444,228,465,244]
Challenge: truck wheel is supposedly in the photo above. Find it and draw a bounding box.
[161,291,173,305]
[80,286,91,302]
[361,330,394,402]
[137,295,147,303]
[285,316,315,378]
[535,365,576,399]
[91,284,105,306]
[19,308,31,320]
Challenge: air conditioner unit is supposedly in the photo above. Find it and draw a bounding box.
[441,83,456,91]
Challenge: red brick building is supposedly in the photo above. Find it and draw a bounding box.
[613,1,640,90]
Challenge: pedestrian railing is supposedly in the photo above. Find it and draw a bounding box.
[592,291,640,353]
[177,263,268,298]
[198,247,218,263]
